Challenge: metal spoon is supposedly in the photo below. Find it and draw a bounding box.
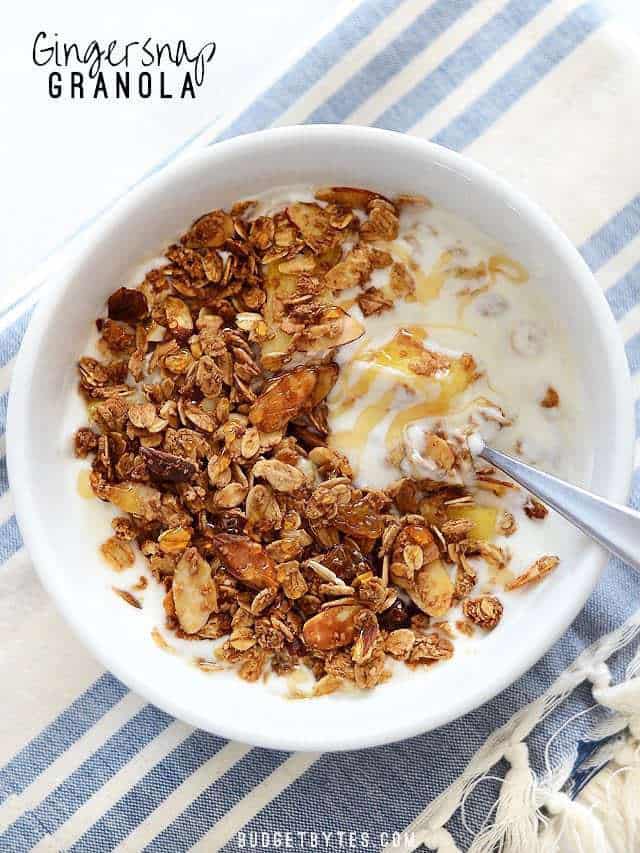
[475,437,638,569]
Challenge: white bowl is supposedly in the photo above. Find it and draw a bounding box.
[8,125,633,751]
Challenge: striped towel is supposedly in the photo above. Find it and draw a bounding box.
[3,1,640,850]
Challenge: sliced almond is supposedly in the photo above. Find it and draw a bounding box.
[414,560,455,616]
[302,604,363,651]
[165,297,193,341]
[248,366,317,431]
[314,186,381,209]
[212,534,278,590]
[158,526,191,554]
[252,458,306,493]
[173,548,218,634]
[184,209,234,248]
[286,202,335,253]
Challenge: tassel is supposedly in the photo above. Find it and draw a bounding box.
[539,791,613,853]
[574,739,640,853]
[469,743,542,853]
[593,677,640,718]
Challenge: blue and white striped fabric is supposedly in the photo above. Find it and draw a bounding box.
[3,1,640,849]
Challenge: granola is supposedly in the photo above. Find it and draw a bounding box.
[74,184,582,695]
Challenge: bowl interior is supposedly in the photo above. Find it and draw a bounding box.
[9,126,632,751]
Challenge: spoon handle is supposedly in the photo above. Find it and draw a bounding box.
[479,444,639,572]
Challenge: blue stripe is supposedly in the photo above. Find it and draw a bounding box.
[146,749,289,853]
[216,0,404,143]
[581,195,640,272]
[71,730,228,851]
[0,673,127,805]
[0,516,22,563]
[606,260,640,321]
[0,456,8,496]
[625,332,640,374]
[0,308,33,369]
[0,705,173,851]
[0,392,8,437]
[433,2,605,151]
[374,0,551,132]
[308,0,478,124]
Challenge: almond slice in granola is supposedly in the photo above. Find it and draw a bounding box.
[314,186,382,209]
[298,306,365,355]
[173,548,218,634]
[212,534,278,590]
[184,209,234,248]
[302,604,363,651]
[286,202,336,253]
[249,365,332,431]
[252,458,306,493]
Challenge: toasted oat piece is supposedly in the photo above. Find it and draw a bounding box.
[357,287,393,317]
[524,497,548,520]
[100,537,135,571]
[540,386,560,408]
[506,556,559,590]
[462,595,503,630]
[113,588,142,609]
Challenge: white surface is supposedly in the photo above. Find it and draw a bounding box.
[7,126,633,751]
[0,0,345,291]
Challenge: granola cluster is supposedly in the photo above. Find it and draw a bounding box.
[75,186,559,694]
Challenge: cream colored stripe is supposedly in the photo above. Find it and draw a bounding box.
[0,571,104,762]
[466,24,640,247]
[274,0,439,126]
[410,0,584,140]
[347,0,503,126]
[117,742,251,853]
[51,721,193,851]
[0,693,145,832]
[619,305,640,343]
[189,752,320,853]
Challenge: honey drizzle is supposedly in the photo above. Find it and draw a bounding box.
[384,362,473,449]
[327,240,528,466]
[331,387,397,454]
